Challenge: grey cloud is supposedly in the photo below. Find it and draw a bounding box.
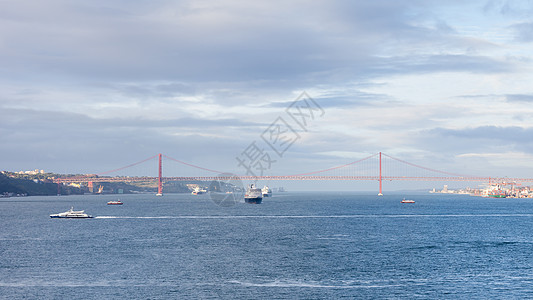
[377,54,514,75]
[0,0,503,86]
[430,125,533,141]
[411,124,533,177]
[483,0,512,14]
[512,22,533,42]
[0,108,262,172]
[0,108,263,130]
[418,126,533,155]
[266,91,390,109]
[484,0,533,17]
[505,94,533,102]
[457,93,533,103]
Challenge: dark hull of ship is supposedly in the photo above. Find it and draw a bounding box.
[50,215,94,219]
[244,197,262,204]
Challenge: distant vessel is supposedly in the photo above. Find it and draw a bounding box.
[50,207,94,218]
[156,193,163,196]
[245,184,262,204]
[261,185,272,197]
[107,200,123,205]
[488,190,506,198]
[401,198,415,203]
[191,186,207,195]
[96,185,104,194]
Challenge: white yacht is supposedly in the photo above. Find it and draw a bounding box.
[50,207,94,218]
[191,186,207,195]
[107,199,123,205]
[401,198,415,203]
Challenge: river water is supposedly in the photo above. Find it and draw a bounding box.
[1,192,532,299]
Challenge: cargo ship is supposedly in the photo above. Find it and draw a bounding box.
[488,190,507,198]
[261,185,272,197]
[245,184,262,204]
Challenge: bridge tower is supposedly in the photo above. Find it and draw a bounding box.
[156,153,163,196]
[378,152,383,196]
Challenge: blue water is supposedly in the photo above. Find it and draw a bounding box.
[1,192,533,299]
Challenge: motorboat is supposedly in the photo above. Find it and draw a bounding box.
[107,200,123,205]
[191,186,207,195]
[401,198,415,203]
[50,207,94,218]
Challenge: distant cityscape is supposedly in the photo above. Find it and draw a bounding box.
[430,184,530,198]
[13,169,46,175]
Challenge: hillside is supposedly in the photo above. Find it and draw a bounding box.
[0,173,83,196]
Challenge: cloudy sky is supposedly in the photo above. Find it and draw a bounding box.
[2,0,533,190]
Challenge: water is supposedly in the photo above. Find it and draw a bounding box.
[1,192,533,299]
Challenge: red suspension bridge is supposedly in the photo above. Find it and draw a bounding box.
[53,152,533,195]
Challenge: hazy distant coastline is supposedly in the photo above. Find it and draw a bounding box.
[0,171,205,197]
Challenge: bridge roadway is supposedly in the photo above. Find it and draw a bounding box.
[53,175,532,184]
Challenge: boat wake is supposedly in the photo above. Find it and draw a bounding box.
[94,214,533,219]
[228,279,404,289]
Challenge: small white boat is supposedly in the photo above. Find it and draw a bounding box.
[401,198,415,203]
[107,200,123,205]
[50,207,94,218]
[191,186,207,195]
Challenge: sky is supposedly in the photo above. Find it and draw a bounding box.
[2,0,533,191]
